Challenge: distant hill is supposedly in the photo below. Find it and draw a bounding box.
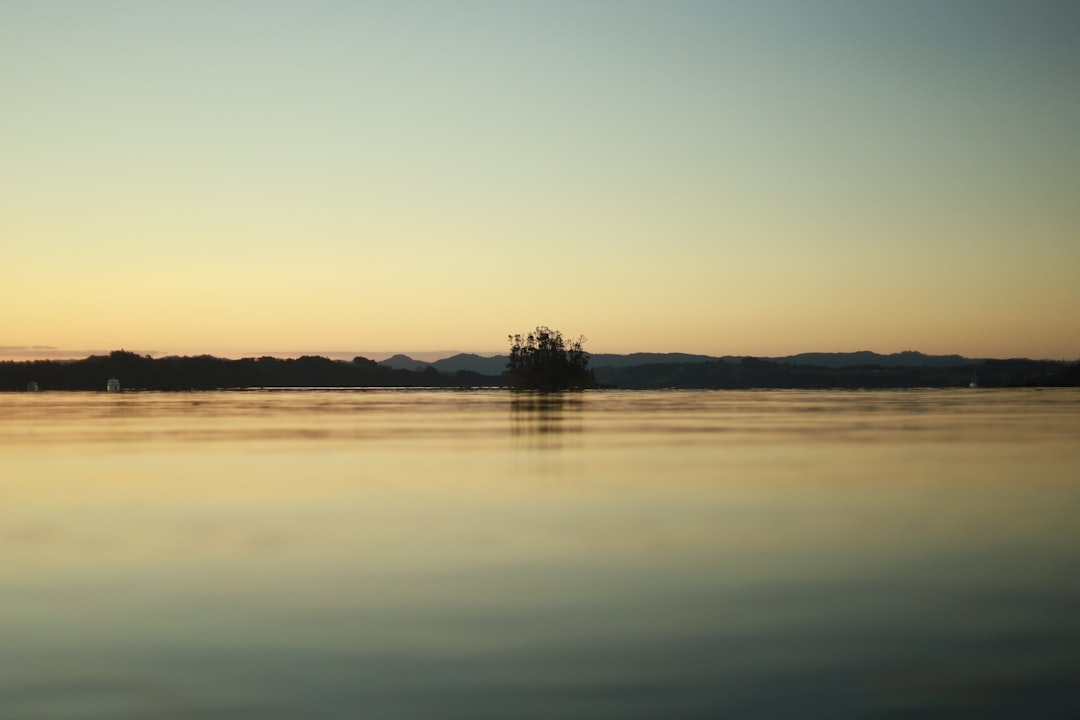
[417,350,980,375]
[589,352,720,368]
[379,354,432,371]
[771,351,977,368]
[383,352,723,375]
[432,353,509,376]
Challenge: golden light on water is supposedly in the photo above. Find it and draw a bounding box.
[3,389,1080,716]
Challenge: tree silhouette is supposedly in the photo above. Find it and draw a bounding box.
[507,326,595,390]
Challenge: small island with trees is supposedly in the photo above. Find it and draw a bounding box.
[507,326,596,391]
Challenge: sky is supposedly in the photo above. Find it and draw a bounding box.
[2,0,1078,360]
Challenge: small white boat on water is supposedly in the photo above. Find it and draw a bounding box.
[107,378,121,393]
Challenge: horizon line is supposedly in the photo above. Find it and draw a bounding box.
[2,347,1078,364]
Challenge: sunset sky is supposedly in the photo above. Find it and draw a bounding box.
[3,0,1078,360]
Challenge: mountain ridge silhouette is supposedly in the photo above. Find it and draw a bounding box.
[378,350,982,375]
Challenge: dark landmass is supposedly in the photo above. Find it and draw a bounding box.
[432,353,510,376]
[589,352,722,368]
[377,352,527,376]
[379,353,431,371]
[593,357,1080,390]
[1,351,500,392]
[384,350,989,375]
[770,350,975,368]
[2,350,1078,392]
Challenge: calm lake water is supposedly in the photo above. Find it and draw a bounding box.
[2,389,1079,719]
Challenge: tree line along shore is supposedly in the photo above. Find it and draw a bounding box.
[2,350,1078,392]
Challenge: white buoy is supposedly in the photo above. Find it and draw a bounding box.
[107,378,121,393]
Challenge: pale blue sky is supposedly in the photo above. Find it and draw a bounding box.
[2,1,1078,358]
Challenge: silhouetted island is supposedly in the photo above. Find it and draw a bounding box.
[507,326,596,390]
[1,350,1077,392]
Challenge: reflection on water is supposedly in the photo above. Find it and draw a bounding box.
[511,392,583,450]
[1,389,1079,719]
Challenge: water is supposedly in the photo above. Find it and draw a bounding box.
[2,389,1079,719]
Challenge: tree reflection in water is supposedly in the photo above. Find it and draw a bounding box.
[510,392,584,450]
